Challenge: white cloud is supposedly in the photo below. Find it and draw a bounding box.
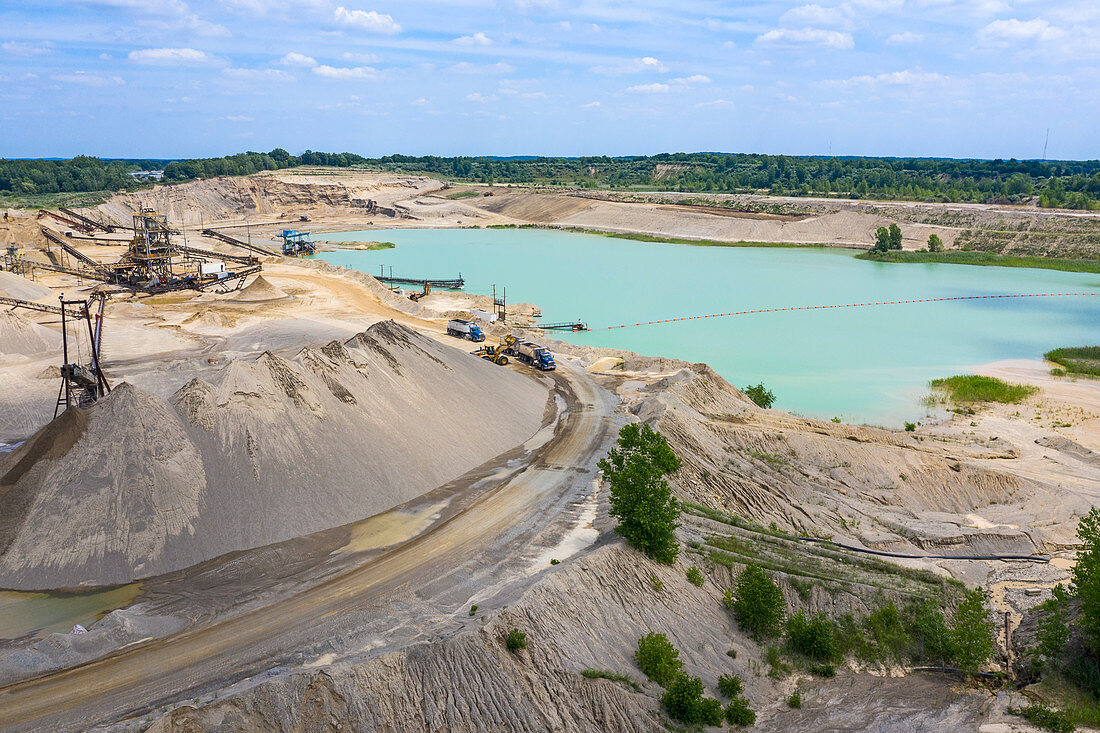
[411,97,428,105]
[312,64,376,79]
[128,47,215,64]
[464,92,497,102]
[222,115,253,121]
[333,7,401,34]
[833,69,950,87]
[342,51,380,63]
[978,17,1064,44]
[780,4,846,27]
[279,52,316,67]
[223,67,294,81]
[448,61,515,74]
[454,32,492,46]
[2,41,54,56]
[580,101,600,108]
[591,56,668,74]
[886,31,924,45]
[755,28,855,49]
[671,74,711,85]
[51,72,125,86]
[696,99,733,108]
[626,82,670,93]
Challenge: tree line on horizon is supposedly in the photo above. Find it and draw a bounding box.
[2,150,1098,210]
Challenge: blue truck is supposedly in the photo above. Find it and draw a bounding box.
[507,340,556,371]
[447,318,486,342]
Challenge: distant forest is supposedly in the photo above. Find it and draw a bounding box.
[2,150,1098,209]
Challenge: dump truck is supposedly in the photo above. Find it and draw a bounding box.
[506,340,556,371]
[447,318,485,342]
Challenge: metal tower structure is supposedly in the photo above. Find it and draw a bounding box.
[55,293,111,417]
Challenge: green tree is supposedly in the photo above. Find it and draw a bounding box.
[873,226,892,252]
[1073,508,1100,652]
[950,588,995,670]
[927,233,944,252]
[598,423,681,563]
[635,632,683,686]
[1036,584,1071,663]
[742,382,776,409]
[888,223,903,250]
[731,562,786,638]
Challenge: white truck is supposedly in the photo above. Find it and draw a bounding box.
[447,318,486,342]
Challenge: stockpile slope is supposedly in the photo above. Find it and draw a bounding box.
[643,364,1063,555]
[0,311,60,356]
[0,321,548,589]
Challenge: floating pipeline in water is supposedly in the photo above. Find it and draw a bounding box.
[598,291,1098,331]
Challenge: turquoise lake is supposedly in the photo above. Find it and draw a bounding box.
[317,228,1099,427]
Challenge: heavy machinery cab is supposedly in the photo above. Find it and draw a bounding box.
[533,348,555,370]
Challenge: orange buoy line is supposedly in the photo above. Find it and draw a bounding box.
[599,292,1098,331]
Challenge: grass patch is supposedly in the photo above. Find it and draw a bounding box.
[856,249,1100,274]
[581,668,641,692]
[749,449,789,467]
[1046,346,1100,377]
[929,375,1039,404]
[445,189,481,199]
[336,241,395,250]
[1008,704,1076,733]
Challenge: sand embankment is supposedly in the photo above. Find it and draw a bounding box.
[0,321,548,590]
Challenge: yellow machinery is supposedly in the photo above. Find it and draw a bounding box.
[473,334,516,366]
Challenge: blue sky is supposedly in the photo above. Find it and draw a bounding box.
[2,0,1097,159]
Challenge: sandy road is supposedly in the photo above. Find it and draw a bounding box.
[0,362,613,732]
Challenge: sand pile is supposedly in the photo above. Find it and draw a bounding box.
[0,321,548,589]
[231,275,288,302]
[0,311,61,355]
[0,271,53,302]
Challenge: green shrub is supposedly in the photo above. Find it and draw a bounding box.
[722,588,736,608]
[927,233,944,252]
[1008,704,1075,733]
[650,573,664,592]
[788,690,802,708]
[730,562,786,638]
[469,605,478,616]
[506,628,527,652]
[909,600,954,664]
[581,669,640,691]
[929,375,1039,404]
[1036,584,1071,663]
[661,675,722,725]
[787,611,841,662]
[550,558,560,565]
[699,696,725,726]
[725,696,756,726]
[742,383,776,409]
[1074,508,1100,654]
[904,421,917,432]
[809,663,836,677]
[717,673,743,698]
[864,602,907,661]
[686,566,704,587]
[599,423,682,564]
[635,632,683,687]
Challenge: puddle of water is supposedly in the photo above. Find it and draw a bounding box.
[0,583,143,640]
[338,500,449,554]
[0,441,23,455]
[529,479,601,570]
